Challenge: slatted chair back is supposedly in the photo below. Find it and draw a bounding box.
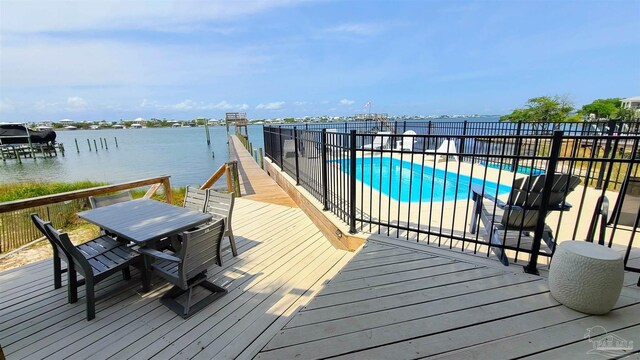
[31,214,68,261]
[89,190,133,209]
[204,190,234,225]
[174,219,225,289]
[502,174,581,229]
[183,186,207,212]
[43,222,93,276]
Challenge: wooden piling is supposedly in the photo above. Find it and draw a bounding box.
[59,143,65,156]
[0,146,5,161]
[14,147,21,164]
[93,139,98,152]
[87,139,92,151]
[100,138,104,149]
[75,138,80,153]
[259,148,264,169]
[104,138,108,150]
[115,137,119,148]
[204,121,211,145]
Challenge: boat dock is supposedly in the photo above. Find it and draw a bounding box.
[0,134,639,359]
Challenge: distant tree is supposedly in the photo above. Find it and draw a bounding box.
[501,95,578,133]
[283,118,296,123]
[580,98,621,120]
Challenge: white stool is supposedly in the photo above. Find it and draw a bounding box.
[549,241,624,315]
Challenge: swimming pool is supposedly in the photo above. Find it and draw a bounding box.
[482,162,545,176]
[334,157,511,203]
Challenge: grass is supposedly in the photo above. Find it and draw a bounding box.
[0,181,107,202]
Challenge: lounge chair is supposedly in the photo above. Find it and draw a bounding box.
[204,190,237,263]
[394,130,417,151]
[468,174,581,265]
[31,214,145,320]
[283,139,296,158]
[426,139,458,162]
[138,219,227,318]
[362,131,392,150]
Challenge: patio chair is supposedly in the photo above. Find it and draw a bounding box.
[468,174,581,266]
[183,186,207,212]
[204,189,236,263]
[426,139,458,162]
[88,190,133,209]
[31,214,146,320]
[138,219,227,318]
[362,131,392,150]
[89,190,133,239]
[394,130,417,151]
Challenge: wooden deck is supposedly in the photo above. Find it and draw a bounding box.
[2,198,639,359]
[0,199,350,359]
[229,135,298,208]
[257,237,640,359]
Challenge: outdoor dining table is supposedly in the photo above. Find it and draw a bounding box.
[77,198,212,245]
[78,199,212,291]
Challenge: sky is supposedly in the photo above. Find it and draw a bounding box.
[0,0,639,122]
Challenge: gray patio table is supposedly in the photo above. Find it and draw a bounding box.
[78,199,212,291]
[78,198,212,245]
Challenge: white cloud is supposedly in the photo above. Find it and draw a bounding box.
[211,100,249,110]
[256,102,285,110]
[67,96,87,109]
[0,99,15,112]
[0,38,271,87]
[326,23,383,36]
[1,0,301,34]
[294,101,310,106]
[339,99,355,105]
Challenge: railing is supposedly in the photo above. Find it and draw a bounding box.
[0,176,172,253]
[264,123,640,276]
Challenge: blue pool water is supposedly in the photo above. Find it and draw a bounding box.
[482,162,545,176]
[335,157,511,203]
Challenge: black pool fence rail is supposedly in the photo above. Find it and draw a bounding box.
[263,121,640,278]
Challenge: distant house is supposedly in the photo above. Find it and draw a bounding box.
[621,96,640,110]
[59,119,74,126]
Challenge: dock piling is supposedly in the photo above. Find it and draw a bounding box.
[14,147,22,164]
[87,139,92,151]
[114,137,119,148]
[75,139,80,153]
[104,138,108,150]
[93,139,98,152]
[259,148,264,169]
[205,121,211,145]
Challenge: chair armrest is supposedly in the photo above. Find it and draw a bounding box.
[471,184,508,208]
[137,248,181,263]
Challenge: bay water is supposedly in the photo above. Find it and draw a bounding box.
[0,125,265,187]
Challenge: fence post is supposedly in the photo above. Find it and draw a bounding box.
[278,127,284,170]
[349,130,357,234]
[460,120,467,156]
[293,126,300,185]
[512,121,522,170]
[321,129,329,211]
[596,119,617,189]
[524,130,564,275]
[161,177,173,204]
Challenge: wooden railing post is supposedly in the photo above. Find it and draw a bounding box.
[161,177,173,204]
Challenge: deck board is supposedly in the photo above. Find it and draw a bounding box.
[229,135,298,208]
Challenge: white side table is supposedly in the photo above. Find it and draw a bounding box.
[549,241,624,315]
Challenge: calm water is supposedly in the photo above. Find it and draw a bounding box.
[335,157,511,203]
[0,125,265,186]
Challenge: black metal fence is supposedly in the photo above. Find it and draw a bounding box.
[264,121,640,277]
